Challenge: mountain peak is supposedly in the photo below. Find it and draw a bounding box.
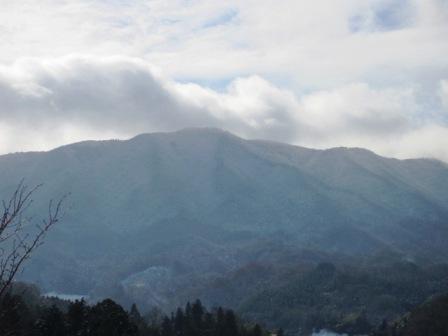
[129,127,239,142]
[1,126,448,304]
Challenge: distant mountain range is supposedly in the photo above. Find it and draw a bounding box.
[1,128,447,314]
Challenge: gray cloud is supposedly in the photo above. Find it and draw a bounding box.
[0,56,447,162]
[440,80,448,109]
[0,57,201,131]
[0,0,447,161]
[0,57,301,149]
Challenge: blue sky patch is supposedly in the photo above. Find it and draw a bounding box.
[349,0,414,33]
[202,9,238,29]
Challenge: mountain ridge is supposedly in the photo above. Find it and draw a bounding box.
[0,127,447,310]
[2,127,445,167]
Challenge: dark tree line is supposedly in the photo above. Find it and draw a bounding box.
[0,294,275,336]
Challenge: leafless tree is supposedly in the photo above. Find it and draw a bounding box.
[0,181,64,298]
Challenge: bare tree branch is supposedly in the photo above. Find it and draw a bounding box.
[0,181,65,299]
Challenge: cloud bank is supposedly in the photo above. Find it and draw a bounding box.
[0,56,447,162]
[1,0,447,85]
[0,0,447,161]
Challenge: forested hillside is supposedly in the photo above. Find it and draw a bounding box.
[1,284,271,336]
[1,129,448,335]
[0,129,446,298]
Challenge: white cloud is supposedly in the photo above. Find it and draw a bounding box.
[0,56,447,162]
[0,0,447,87]
[0,1,447,161]
[440,80,448,109]
[299,83,416,137]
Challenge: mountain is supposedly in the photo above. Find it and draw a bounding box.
[374,293,448,336]
[0,128,447,313]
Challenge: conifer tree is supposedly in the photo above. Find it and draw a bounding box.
[161,316,174,336]
[35,305,66,336]
[66,299,89,336]
[252,324,262,336]
[223,310,238,336]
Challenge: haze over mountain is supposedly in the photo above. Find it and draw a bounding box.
[2,2,448,335]
[0,128,447,311]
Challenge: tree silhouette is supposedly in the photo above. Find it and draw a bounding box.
[89,299,138,336]
[66,299,89,336]
[35,305,67,336]
[0,181,64,299]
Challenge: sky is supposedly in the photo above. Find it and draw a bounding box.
[0,0,447,161]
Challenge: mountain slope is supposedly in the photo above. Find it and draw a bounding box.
[0,128,447,302]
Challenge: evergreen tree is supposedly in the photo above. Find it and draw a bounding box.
[66,299,89,336]
[89,299,138,336]
[192,299,204,328]
[0,293,33,336]
[161,316,174,336]
[223,310,238,336]
[174,307,185,336]
[185,303,192,319]
[252,324,262,336]
[130,304,142,321]
[202,312,215,336]
[131,303,155,336]
[215,307,225,336]
[35,305,66,336]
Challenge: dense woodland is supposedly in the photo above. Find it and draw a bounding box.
[1,149,448,336]
[236,257,448,334]
[372,294,448,336]
[2,274,448,336]
[0,287,273,336]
